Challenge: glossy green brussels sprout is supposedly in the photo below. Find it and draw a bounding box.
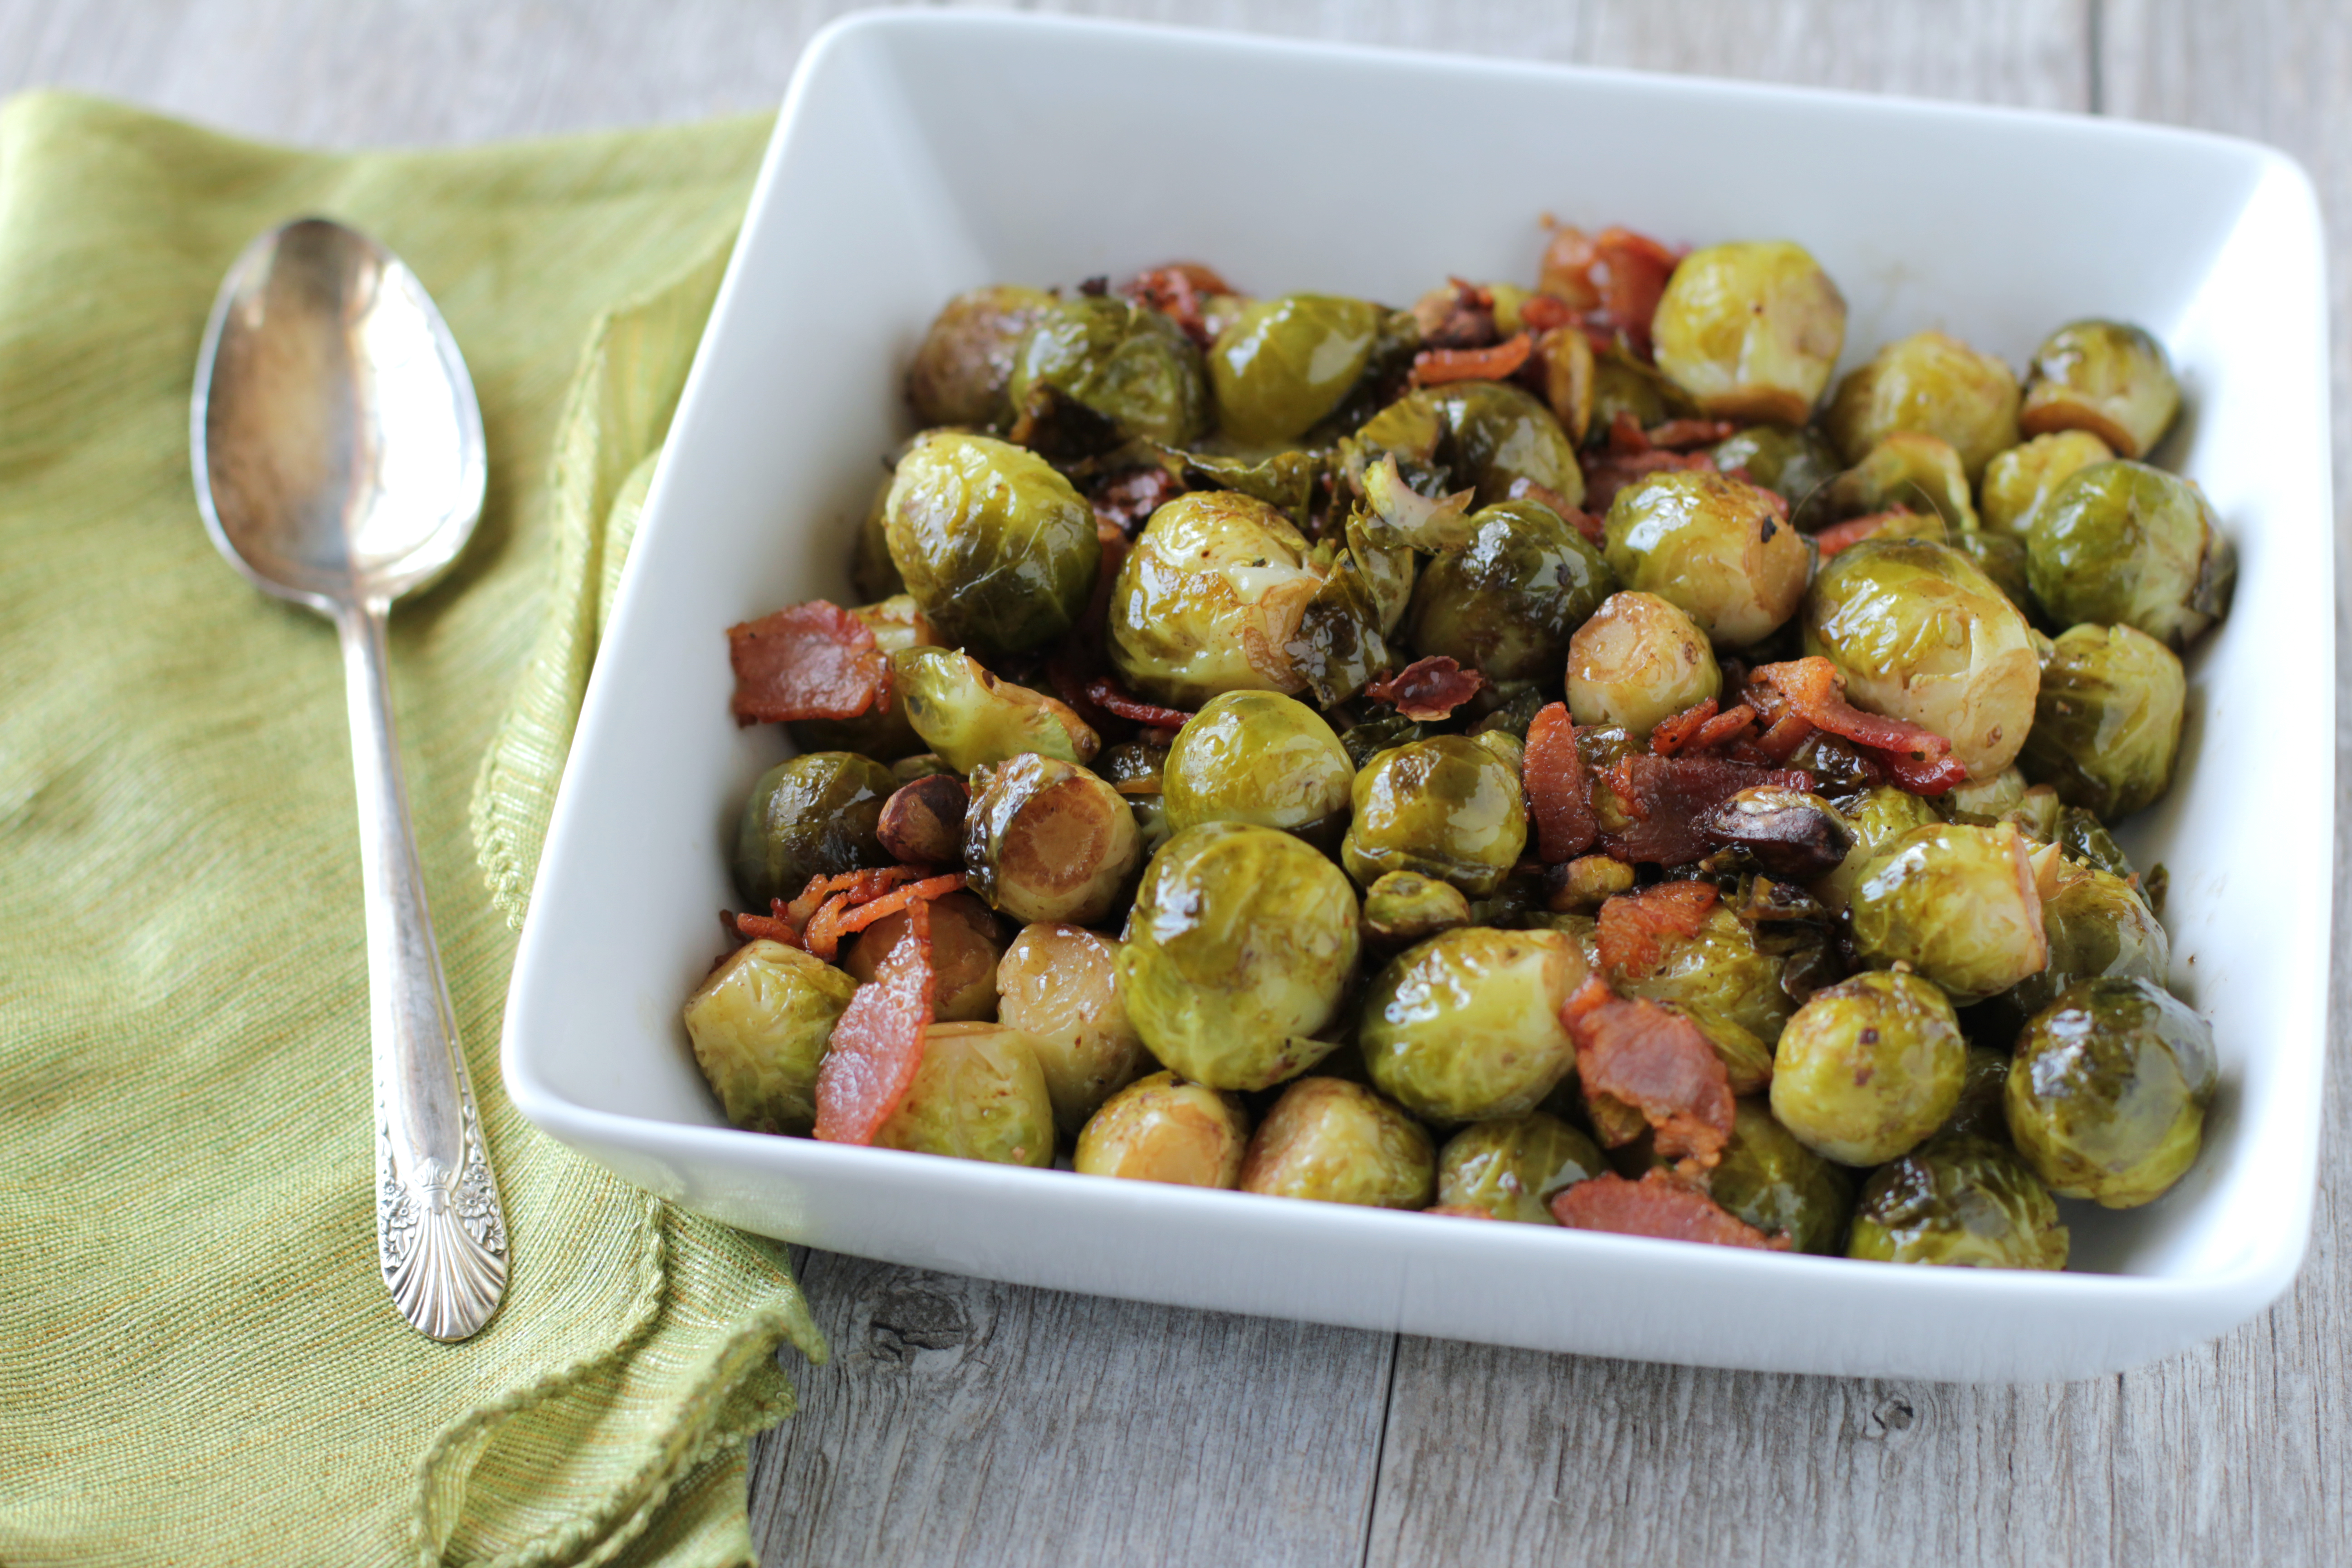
[1822,432,1980,533]
[789,595,939,763]
[2008,976,2217,1208]
[1848,821,2048,1004]
[1940,1044,2015,1142]
[1604,905,1796,1060]
[884,431,1100,656]
[1363,870,1475,948]
[1435,1112,1605,1223]
[1008,294,1207,445]
[2018,623,2186,818]
[1824,329,2022,481]
[1342,736,1529,897]
[1352,379,1586,509]
[1651,240,1847,425]
[1106,490,1323,707]
[1238,1077,1436,1208]
[1603,469,1810,647]
[997,923,1151,1134]
[1810,784,1942,913]
[963,754,1141,927]
[895,647,1098,774]
[1163,691,1354,837]
[872,1022,1057,1167]
[1074,1071,1250,1187]
[1982,863,2168,1041]
[1769,970,1967,1165]
[1565,591,1722,737]
[1706,424,1842,508]
[1209,293,1386,446]
[1846,1135,2068,1269]
[2020,320,2181,460]
[852,475,905,601]
[1803,538,2041,779]
[1405,500,1615,680]
[1359,927,1586,1122]
[2025,461,2234,648]
[906,284,1055,427]
[844,891,1006,1023]
[681,940,858,1135]
[1708,1100,1856,1254]
[731,751,895,909]
[1120,823,1361,1091]
[1980,430,2115,539]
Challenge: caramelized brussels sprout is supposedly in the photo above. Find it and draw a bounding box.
[896,647,1098,774]
[963,754,1141,927]
[1352,379,1586,509]
[1980,863,2168,1041]
[1209,293,1386,446]
[1603,905,1795,1063]
[1708,1100,1856,1254]
[1940,1044,2015,1143]
[1534,324,1596,442]
[2020,320,2181,459]
[1405,500,1615,680]
[1565,590,1722,737]
[1363,870,1475,948]
[2007,977,2217,1208]
[906,284,1054,427]
[1008,294,1207,445]
[843,890,1007,1023]
[1106,490,1322,707]
[1120,823,1361,1090]
[1706,424,1842,508]
[872,1022,1057,1167]
[1342,736,1529,897]
[1769,970,1967,1165]
[1651,240,1847,424]
[1824,329,2023,481]
[1163,690,1354,837]
[1359,927,1586,1122]
[1846,1135,2068,1269]
[731,751,894,909]
[2018,622,2186,818]
[1848,821,2048,1004]
[1435,1113,1605,1223]
[1811,784,1942,913]
[884,431,1100,656]
[997,922,1151,1133]
[1980,430,2115,539]
[682,940,857,1135]
[1238,1077,1436,1208]
[2027,461,2233,649]
[875,771,969,867]
[1074,1071,1249,1187]
[1603,469,1810,647]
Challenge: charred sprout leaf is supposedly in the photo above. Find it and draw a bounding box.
[2007,976,2217,1208]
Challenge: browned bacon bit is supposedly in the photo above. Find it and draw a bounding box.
[726,600,890,726]
[1517,292,1575,332]
[1643,418,1741,451]
[1599,753,1813,866]
[730,903,801,946]
[1691,705,1758,752]
[1551,1169,1790,1250]
[799,892,860,963]
[1647,697,1720,757]
[1083,677,1194,731]
[1884,752,1972,796]
[1606,410,1655,456]
[824,873,967,948]
[1748,657,1951,762]
[1365,656,1487,721]
[1813,507,1918,559]
[1524,702,1597,864]
[1093,465,1186,536]
[774,866,921,947]
[813,893,936,1147]
[1411,333,1533,388]
[1560,975,1735,1165]
[1537,225,1684,360]
[1416,278,1499,349]
[1594,881,1719,979]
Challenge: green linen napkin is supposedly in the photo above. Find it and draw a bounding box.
[0,93,825,1566]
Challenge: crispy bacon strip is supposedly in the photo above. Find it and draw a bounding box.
[1594,882,1719,978]
[799,892,859,963]
[808,872,968,960]
[1599,753,1813,866]
[813,894,936,1146]
[1538,225,1683,359]
[730,905,800,946]
[1122,263,1230,348]
[1690,705,1757,751]
[1552,1170,1789,1250]
[1411,333,1532,387]
[726,601,890,726]
[1365,656,1486,721]
[1524,702,1596,863]
[1561,976,1734,1165]
[745,867,924,950]
[1883,752,1972,795]
[1083,677,1193,730]
[1648,698,1719,757]
[1813,507,1918,559]
[1748,657,1951,761]
[1517,292,1574,332]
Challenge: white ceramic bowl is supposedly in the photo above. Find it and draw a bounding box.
[502,11,2334,1382]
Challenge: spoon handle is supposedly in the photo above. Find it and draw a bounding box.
[337,601,508,1342]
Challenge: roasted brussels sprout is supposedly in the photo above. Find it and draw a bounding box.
[1342,736,1528,897]
[1074,1071,1249,1187]
[1980,863,2168,1041]
[1848,821,2048,1004]
[1106,490,1323,707]
[1940,1044,2015,1143]
[1980,430,2115,539]
[2056,806,2139,884]
[1846,1135,2068,1269]
[871,1022,1057,1167]
[1363,870,1475,948]
[1163,690,1354,837]
[731,751,895,909]
[1651,240,1847,424]
[1359,926,1586,1122]
[1565,590,1723,737]
[2027,461,2233,648]
[906,284,1054,427]
[1706,424,1842,508]
[1823,329,2022,481]
[1008,294,1207,445]
[1811,784,1942,912]
[1534,324,1596,442]
[1405,500,1615,679]
[896,647,1098,774]
[843,890,1007,1023]
[2007,976,2217,1208]
[996,922,1151,1133]
[1353,379,1585,509]
[1820,432,1980,533]
[682,940,857,1135]
[963,754,1141,928]
[1589,345,1699,438]
[1769,970,1967,1165]
[2017,622,2186,818]
[1238,1077,1436,1208]
[875,771,969,867]
[1120,823,1361,1090]
[1209,293,1386,446]
[1603,469,1810,647]
[1603,905,1795,1065]
[1802,538,2040,780]
[2020,320,2181,460]
[884,431,1100,655]
[1435,1113,1605,1223]
[1708,1100,1855,1254]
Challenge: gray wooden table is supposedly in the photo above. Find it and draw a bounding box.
[12,2,2341,1562]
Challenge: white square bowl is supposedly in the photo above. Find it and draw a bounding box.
[502,11,2334,1382]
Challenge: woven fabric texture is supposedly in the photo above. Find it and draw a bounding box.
[0,93,824,1567]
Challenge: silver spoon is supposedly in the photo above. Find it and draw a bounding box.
[191,218,506,1343]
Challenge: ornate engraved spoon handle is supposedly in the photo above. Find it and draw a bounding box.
[340,602,507,1341]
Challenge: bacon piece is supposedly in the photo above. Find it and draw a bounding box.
[1537,225,1683,360]
[1552,1170,1789,1250]
[1524,702,1596,863]
[1517,292,1575,332]
[758,867,922,949]
[726,601,890,726]
[730,904,801,946]
[1643,418,1740,451]
[1748,657,1951,762]
[1365,656,1486,721]
[1122,263,1230,348]
[1411,333,1533,388]
[1083,677,1193,731]
[799,892,860,963]
[1600,753,1813,866]
[1416,278,1499,349]
[1594,882,1719,979]
[830,873,966,941]
[1560,976,1734,1165]
[1813,507,1919,559]
[813,895,937,1146]
[1884,752,1972,795]
[1690,705,1757,752]
[1648,698,1719,757]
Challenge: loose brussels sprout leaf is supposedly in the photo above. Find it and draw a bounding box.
[1436,1112,1606,1224]
[1848,821,2048,1004]
[1406,499,1614,681]
[1980,430,2115,539]
[2018,622,2186,819]
[1706,423,1842,509]
[896,647,1097,775]
[1337,713,1435,771]
[963,753,1140,927]
[1164,690,1354,837]
[844,891,1006,1023]
[1708,1100,1856,1254]
[884,431,1100,656]
[1107,490,1323,707]
[2007,976,2217,1208]
[998,923,1152,1135]
[683,940,858,1135]
[731,751,896,909]
[1603,469,1809,648]
[1769,969,1967,1166]
[2020,320,2181,460]
[1209,293,1386,446]
[1846,1134,2068,1269]
[2026,461,2234,648]
[1360,926,1587,1122]
[1823,329,2022,481]
[1286,535,1395,707]
[2056,806,2140,885]
[1651,240,1847,425]
[1008,294,1208,446]
[1238,1077,1436,1209]
[1357,453,1480,552]
[1566,590,1723,737]
[872,1022,1058,1167]
[1074,1070,1250,1187]
[906,284,1055,428]
[1342,735,1529,897]
[1174,447,1322,533]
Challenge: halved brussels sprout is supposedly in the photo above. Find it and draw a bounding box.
[1120,823,1361,1090]
[1106,490,1323,707]
[1074,1071,1250,1187]
[1405,500,1615,680]
[885,431,1101,656]
[1238,1077,1436,1208]
[872,1022,1058,1167]
[1163,690,1354,837]
[682,940,858,1135]
[1848,821,2048,1004]
[1603,469,1810,648]
[2020,320,2181,460]
[1708,1100,1856,1254]
[1534,325,1596,443]
[1359,926,1586,1122]
[2025,461,2234,648]
[906,284,1054,427]
[1352,379,1585,509]
[1811,784,1943,913]
[997,922,1152,1133]
[1651,240,1847,424]
[1565,590,1723,737]
[1435,1112,1605,1223]
[896,647,1098,774]
[731,751,895,909]
[2007,976,2217,1208]
[1008,294,1207,445]
[1209,293,1386,446]
[1980,430,2115,539]
[1769,970,1967,1166]
[1846,1134,2068,1269]
[1824,329,2022,481]
[963,754,1141,928]
[1979,863,2168,1042]
[1342,736,1529,897]
[2018,622,2186,819]
[843,890,1006,1023]
[1706,423,1842,508]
